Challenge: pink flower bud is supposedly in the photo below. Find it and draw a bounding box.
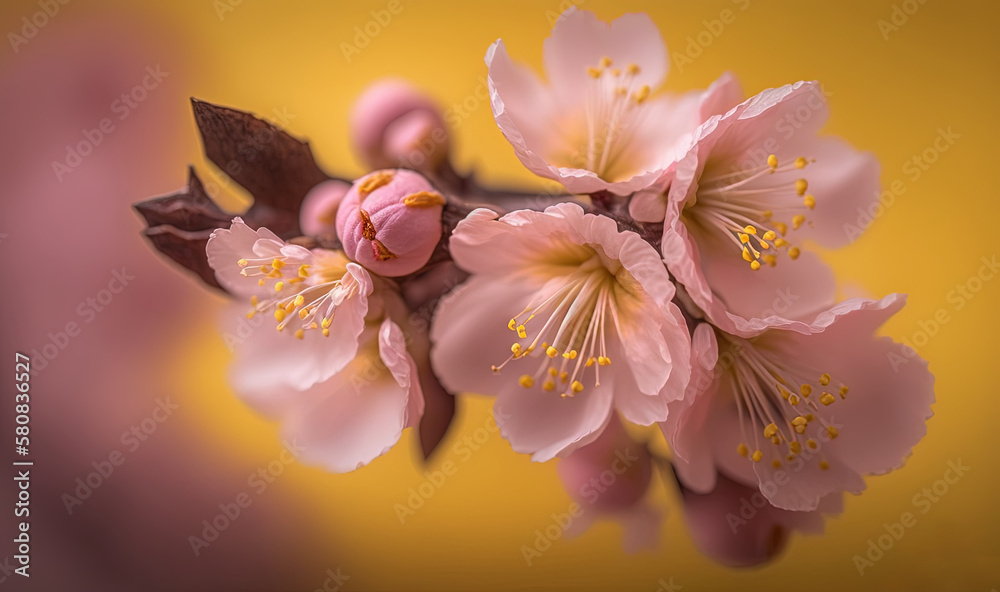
[678,471,789,567]
[350,78,450,171]
[336,169,446,277]
[557,417,653,512]
[299,180,350,238]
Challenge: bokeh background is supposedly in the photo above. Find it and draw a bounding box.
[0,0,997,590]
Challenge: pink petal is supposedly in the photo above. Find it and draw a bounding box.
[205,217,283,297]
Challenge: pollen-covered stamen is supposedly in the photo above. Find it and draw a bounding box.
[687,154,816,270]
[242,252,355,339]
[575,56,652,178]
[494,258,618,399]
[723,333,849,471]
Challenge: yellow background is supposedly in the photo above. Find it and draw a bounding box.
[4,0,997,590]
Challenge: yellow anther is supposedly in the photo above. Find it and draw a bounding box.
[806,414,815,422]
[744,225,757,235]
[322,328,330,337]
[819,460,830,471]
[298,265,310,277]
[767,154,778,169]
[571,380,584,393]
[819,373,831,386]
[511,343,522,356]
[508,318,516,331]
[742,247,753,262]
[763,254,777,267]
[294,329,304,340]
[321,317,332,329]
[284,301,297,313]
[820,393,836,406]
[807,439,818,449]
[598,356,611,366]
[358,171,394,197]
[271,259,285,270]
[771,436,781,445]
[779,386,791,399]
[750,260,761,271]
[274,309,287,323]
[294,295,305,307]
[258,279,266,286]
[543,379,556,392]
[586,357,596,367]
[751,450,763,462]
[792,215,806,230]
[274,281,284,292]
[795,179,808,196]
[800,384,812,397]
[772,459,782,469]
[560,371,569,383]
[560,392,573,399]
[739,233,750,244]
[626,62,639,74]
[773,238,789,248]
[611,68,621,77]
[599,56,612,68]
[760,241,770,250]
[789,441,802,454]
[840,386,849,398]
[803,194,816,209]
[519,375,534,388]
[762,210,773,221]
[299,309,309,320]
[245,311,255,320]
[762,230,777,241]
[791,416,808,426]
[737,443,749,457]
[774,221,788,236]
[250,295,259,306]
[237,258,249,267]
[548,367,558,377]
[827,426,839,439]
[403,191,447,208]
[587,67,602,78]
[788,247,801,260]
[546,346,558,358]
[516,325,527,339]
[562,350,578,360]
[763,423,778,438]
[795,156,808,169]
[634,85,650,103]
[788,394,800,406]
[794,424,806,434]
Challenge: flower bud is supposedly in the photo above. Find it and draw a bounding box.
[350,78,450,171]
[299,179,350,238]
[557,416,653,512]
[678,471,789,567]
[336,169,446,277]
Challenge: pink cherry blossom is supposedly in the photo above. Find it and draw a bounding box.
[485,8,718,196]
[663,294,934,511]
[431,203,691,461]
[206,217,372,390]
[631,81,880,335]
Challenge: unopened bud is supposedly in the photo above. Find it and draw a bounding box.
[350,79,450,171]
[299,180,350,238]
[336,169,445,277]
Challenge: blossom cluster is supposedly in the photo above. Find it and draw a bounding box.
[134,8,934,566]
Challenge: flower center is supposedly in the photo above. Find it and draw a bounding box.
[686,154,816,270]
[238,250,358,340]
[563,56,651,180]
[491,251,622,399]
[720,332,849,471]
